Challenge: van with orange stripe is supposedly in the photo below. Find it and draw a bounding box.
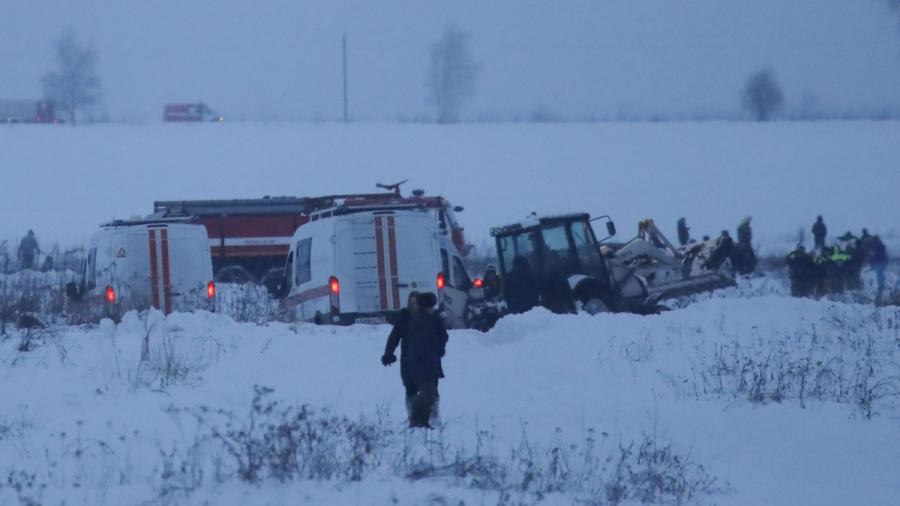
[276,207,473,327]
[66,219,216,321]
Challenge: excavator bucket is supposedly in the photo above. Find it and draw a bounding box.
[609,220,736,305]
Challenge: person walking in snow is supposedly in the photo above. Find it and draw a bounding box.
[812,216,827,251]
[17,230,40,270]
[383,291,420,421]
[382,292,448,428]
[407,293,448,428]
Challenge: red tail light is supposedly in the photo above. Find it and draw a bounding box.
[473,278,484,288]
[207,281,216,298]
[437,273,445,290]
[329,276,341,315]
[105,286,116,304]
[329,276,340,294]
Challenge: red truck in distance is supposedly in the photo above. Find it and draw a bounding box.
[163,103,223,122]
[1,100,58,123]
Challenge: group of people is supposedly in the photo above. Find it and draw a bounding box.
[678,217,758,275]
[787,216,889,299]
[381,291,449,429]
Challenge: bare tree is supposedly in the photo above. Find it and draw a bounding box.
[741,68,784,122]
[41,29,102,125]
[426,25,479,123]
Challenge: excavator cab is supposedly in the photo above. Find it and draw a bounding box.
[491,213,618,315]
[495,214,609,281]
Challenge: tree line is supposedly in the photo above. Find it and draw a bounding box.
[39,17,895,125]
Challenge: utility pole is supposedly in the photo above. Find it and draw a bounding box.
[342,33,349,122]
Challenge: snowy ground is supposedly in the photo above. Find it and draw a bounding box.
[2,120,899,504]
[1,121,898,257]
[1,271,898,505]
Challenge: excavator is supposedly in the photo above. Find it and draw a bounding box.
[466,212,736,330]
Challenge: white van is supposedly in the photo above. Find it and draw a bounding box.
[67,220,216,321]
[277,208,473,327]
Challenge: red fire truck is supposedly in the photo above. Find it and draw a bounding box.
[152,187,469,288]
[1,100,57,123]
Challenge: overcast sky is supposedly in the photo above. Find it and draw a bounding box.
[2,0,900,121]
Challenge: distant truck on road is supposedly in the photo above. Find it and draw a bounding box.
[164,102,223,122]
[1,100,57,123]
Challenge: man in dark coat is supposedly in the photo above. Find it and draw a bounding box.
[17,230,40,270]
[677,218,690,246]
[868,236,888,299]
[406,292,448,428]
[705,231,734,271]
[787,245,817,297]
[737,217,753,247]
[382,292,448,428]
[812,216,827,251]
[382,292,420,420]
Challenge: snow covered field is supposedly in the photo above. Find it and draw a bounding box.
[1,277,898,504]
[1,121,898,256]
[1,120,898,504]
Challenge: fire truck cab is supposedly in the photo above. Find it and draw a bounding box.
[66,219,216,321]
[277,206,473,328]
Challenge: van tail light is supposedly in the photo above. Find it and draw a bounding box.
[473,278,484,288]
[207,281,216,299]
[437,273,445,290]
[329,276,340,314]
[105,286,116,304]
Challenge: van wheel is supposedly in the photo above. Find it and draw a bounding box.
[216,265,254,284]
[261,268,284,294]
[583,297,610,315]
[313,312,323,325]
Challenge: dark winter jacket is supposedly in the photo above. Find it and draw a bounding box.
[405,312,449,383]
[812,221,827,241]
[737,220,752,247]
[787,249,817,281]
[676,218,690,246]
[18,235,39,258]
[384,309,413,384]
[706,235,734,270]
[869,238,888,265]
[505,256,539,314]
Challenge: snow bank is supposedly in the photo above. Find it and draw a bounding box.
[0,295,897,504]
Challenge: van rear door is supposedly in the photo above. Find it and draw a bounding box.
[166,227,213,312]
[341,212,438,314]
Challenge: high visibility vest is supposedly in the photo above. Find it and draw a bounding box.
[831,247,850,263]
